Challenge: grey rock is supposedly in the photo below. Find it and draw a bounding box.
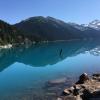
[60,73,100,100]
[76,73,89,84]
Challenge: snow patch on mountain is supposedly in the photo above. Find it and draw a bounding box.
[88,20,100,30]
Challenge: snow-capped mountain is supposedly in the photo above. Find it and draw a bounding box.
[88,20,100,30]
[68,23,88,31]
[69,20,100,31]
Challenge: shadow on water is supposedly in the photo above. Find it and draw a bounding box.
[0,40,100,71]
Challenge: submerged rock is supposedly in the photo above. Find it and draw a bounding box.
[48,78,67,85]
[57,97,63,100]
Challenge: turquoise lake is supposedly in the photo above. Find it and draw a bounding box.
[0,40,100,100]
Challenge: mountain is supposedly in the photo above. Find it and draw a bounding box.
[0,16,100,44]
[0,20,28,45]
[15,17,100,41]
[88,20,100,30]
[69,20,100,31]
[68,22,88,31]
[0,20,17,44]
[15,16,85,41]
[0,20,38,45]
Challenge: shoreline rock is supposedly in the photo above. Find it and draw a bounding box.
[60,73,100,100]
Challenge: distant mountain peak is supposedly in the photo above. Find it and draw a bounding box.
[22,16,46,22]
[88,19,100,30]
[90,20,100,24]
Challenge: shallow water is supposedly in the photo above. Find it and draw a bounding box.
[0,40,100,100]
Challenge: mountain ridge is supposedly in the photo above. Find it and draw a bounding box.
[0,16,100,44]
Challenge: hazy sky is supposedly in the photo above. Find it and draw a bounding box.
[0,0,100,24]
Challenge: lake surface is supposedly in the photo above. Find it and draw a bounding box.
[0,40,100,100]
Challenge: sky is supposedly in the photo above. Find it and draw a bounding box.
[0,0,100,24]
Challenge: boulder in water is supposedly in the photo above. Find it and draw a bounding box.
[76,73,89,84]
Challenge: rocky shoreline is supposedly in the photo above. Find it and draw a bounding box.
[57,73,100,100]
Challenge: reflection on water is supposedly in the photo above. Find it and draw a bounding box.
[1,40,100,70]
[0,40,100,100]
